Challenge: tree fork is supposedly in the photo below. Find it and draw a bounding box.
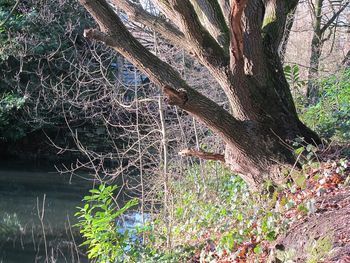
[79,0,322,191]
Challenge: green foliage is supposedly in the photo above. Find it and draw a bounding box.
[0,0,98,142]
[0,212,23,238]
[306,235,333,263]
[75,184,140,263]
[76,162,334,262]
[0,93,26,141]
[0,0,84,61]
[285,65,350,142]
[300,68,350,141]
[284,64,305,90]
[275,248,297,262]
[284,64,307,109]
[152,162,287,261]
[292,138,318,165]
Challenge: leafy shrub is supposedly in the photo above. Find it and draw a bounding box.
[0,93,26,141]
[0,212,23,238]
[75,184,140,263]
[0,0,30,60]
[151,161,287,261]
[300,68,350,141]
[0,0,97,142]
[75,164,289,262]
[284,64,307,109]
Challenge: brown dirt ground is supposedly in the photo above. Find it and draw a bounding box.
[275,186,350,262]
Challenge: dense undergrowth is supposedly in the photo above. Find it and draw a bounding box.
[76,163,283,262]
[76,147,350,262]
[75,68,350,262]
[298,68,350,141]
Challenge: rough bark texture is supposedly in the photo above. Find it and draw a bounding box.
[342,49,350,67]
[78,0,321,191]
[307,0,324,104]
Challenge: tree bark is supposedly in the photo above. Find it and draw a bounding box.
[342,49,350,67]
[78,0,321,191]
[307,0,324,105]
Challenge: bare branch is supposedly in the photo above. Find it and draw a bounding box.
[320,1,350,34]
[79,0,251,149]
[179,148,225,162]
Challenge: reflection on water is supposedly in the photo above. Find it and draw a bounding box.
[0,161,92,263]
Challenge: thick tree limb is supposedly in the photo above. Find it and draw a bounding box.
[218,0,231,24]
[167,0,229,69]
[253,0,301,121]
[241,0,266,79]
[285,0,299,14]
[262,1,286,51]
[79,0,252,150]
[179,148,225,162]
[111,0,188,50]
[188,0,229,48]
[229,0,248,69]
[262,0,299,52]
[152,0,181,28]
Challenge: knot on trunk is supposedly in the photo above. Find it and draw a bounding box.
[163,85,188,106]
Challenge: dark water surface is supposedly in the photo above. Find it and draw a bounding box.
[0,161,93,263]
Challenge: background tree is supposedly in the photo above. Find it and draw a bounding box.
[78,0,322,191]
[306,0,350,104]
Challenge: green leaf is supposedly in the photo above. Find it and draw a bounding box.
[89,189,100,194]
[294,146,305,155]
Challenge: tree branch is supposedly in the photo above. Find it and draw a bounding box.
[218,0,231,24]
[229,0,248,69]
[188,0,229,48]
[166,0,229,69]
[341,49,350,67]
[111,0,188,50]
[179,148,225,162]
[262,0,298,52]
[241,0,266,78]
[79,0,252,150]
[152,0,181,28]
[320,1,350,34]
[285,0,299,14]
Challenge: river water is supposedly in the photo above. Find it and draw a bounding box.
[0,161,93,263]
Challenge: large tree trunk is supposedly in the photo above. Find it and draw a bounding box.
[79,0,321,191]
[221,73,320,190]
